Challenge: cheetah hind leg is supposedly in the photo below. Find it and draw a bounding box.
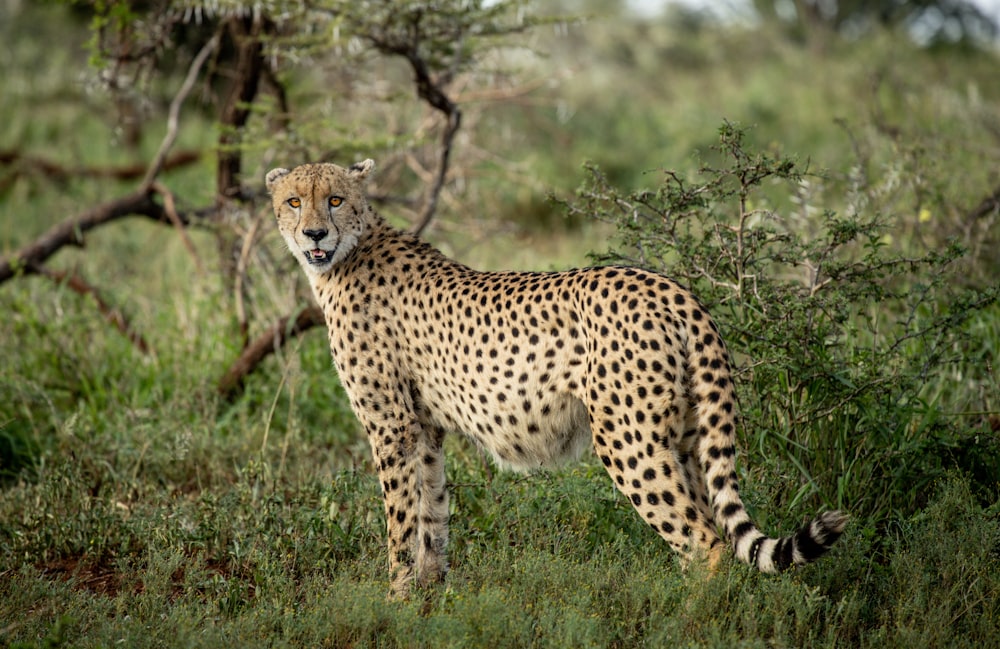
[590,415,724,570]
[414,425,449,588]
[678,447,726,575]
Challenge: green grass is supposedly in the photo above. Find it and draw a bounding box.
[2,459,998,648]
[2,2,1000,647]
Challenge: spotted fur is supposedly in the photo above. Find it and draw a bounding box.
[266,160,847,597]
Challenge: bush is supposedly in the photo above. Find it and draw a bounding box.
[563,121,1000,524]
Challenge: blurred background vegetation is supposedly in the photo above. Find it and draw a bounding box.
[1,0,999,646]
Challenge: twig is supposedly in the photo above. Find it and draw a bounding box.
[217,305,325,399]
[455,77,549,104]
[365,34,462,237]
[142,33,220,190]
[967,183,1000,222]
[234,213,265,349]
[28,264,151,355]
[150,182,205,275]
[0,33,221,285]
[0,190,223,286]
[411,108,461,236]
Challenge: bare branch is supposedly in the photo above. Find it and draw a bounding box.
[234,213,265,350]
[0,189,164,285]
[411,109,462,236]
[967,183,1000,221]
[150,182,206,275]
[364,31,463,237]
[28,265,151,355]
[217,305,325,399]
[142,33,220,189]
[0,149,200,186]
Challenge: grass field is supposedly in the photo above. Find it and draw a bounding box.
[2,2,999,647]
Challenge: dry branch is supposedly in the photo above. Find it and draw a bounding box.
[29,265,151,355]
[0,22,224,286]
[0,189,166,285]
[142,33,220,189]
[411,108,461,236]
[150,182,206,275]
[234,213,265,350]
[968,183,1000,221]
[0,149,201,185]
[369,37,463,236]
[217,305,325,399]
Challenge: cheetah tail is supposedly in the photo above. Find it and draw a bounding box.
[686,302,847,571]
[727,509,848,573]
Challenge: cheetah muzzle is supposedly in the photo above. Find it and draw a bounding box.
[305,247,335,266]
[266,160,847,599]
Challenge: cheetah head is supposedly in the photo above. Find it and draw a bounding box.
[265,160,376,275]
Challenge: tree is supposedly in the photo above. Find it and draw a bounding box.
[750,0,998,47]
[0,0,539,394]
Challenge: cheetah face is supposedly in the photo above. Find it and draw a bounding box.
[265,160,376,276]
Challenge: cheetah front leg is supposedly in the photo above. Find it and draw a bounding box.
[364,414,449,598]
[365,417,423,599]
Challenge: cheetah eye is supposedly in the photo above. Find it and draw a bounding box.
[329,196,344,208]
[287,197,301,209]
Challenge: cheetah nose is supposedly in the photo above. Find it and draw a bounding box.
[303,228,329,242]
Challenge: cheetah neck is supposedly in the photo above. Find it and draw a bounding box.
[305,210,459,309]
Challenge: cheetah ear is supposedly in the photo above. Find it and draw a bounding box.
[347,159,375,181]
[265,167,290,194]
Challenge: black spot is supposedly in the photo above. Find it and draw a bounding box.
[721,503,742,517]
[733,521,755,539]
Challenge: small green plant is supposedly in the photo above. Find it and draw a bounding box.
[564,121,999,523]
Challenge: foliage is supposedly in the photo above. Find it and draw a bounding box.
[748,0,999,47]
[565,121,999,521]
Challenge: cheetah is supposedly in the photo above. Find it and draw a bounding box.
[265,160,847,597]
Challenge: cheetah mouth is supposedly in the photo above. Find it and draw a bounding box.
[303,248,335,266]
